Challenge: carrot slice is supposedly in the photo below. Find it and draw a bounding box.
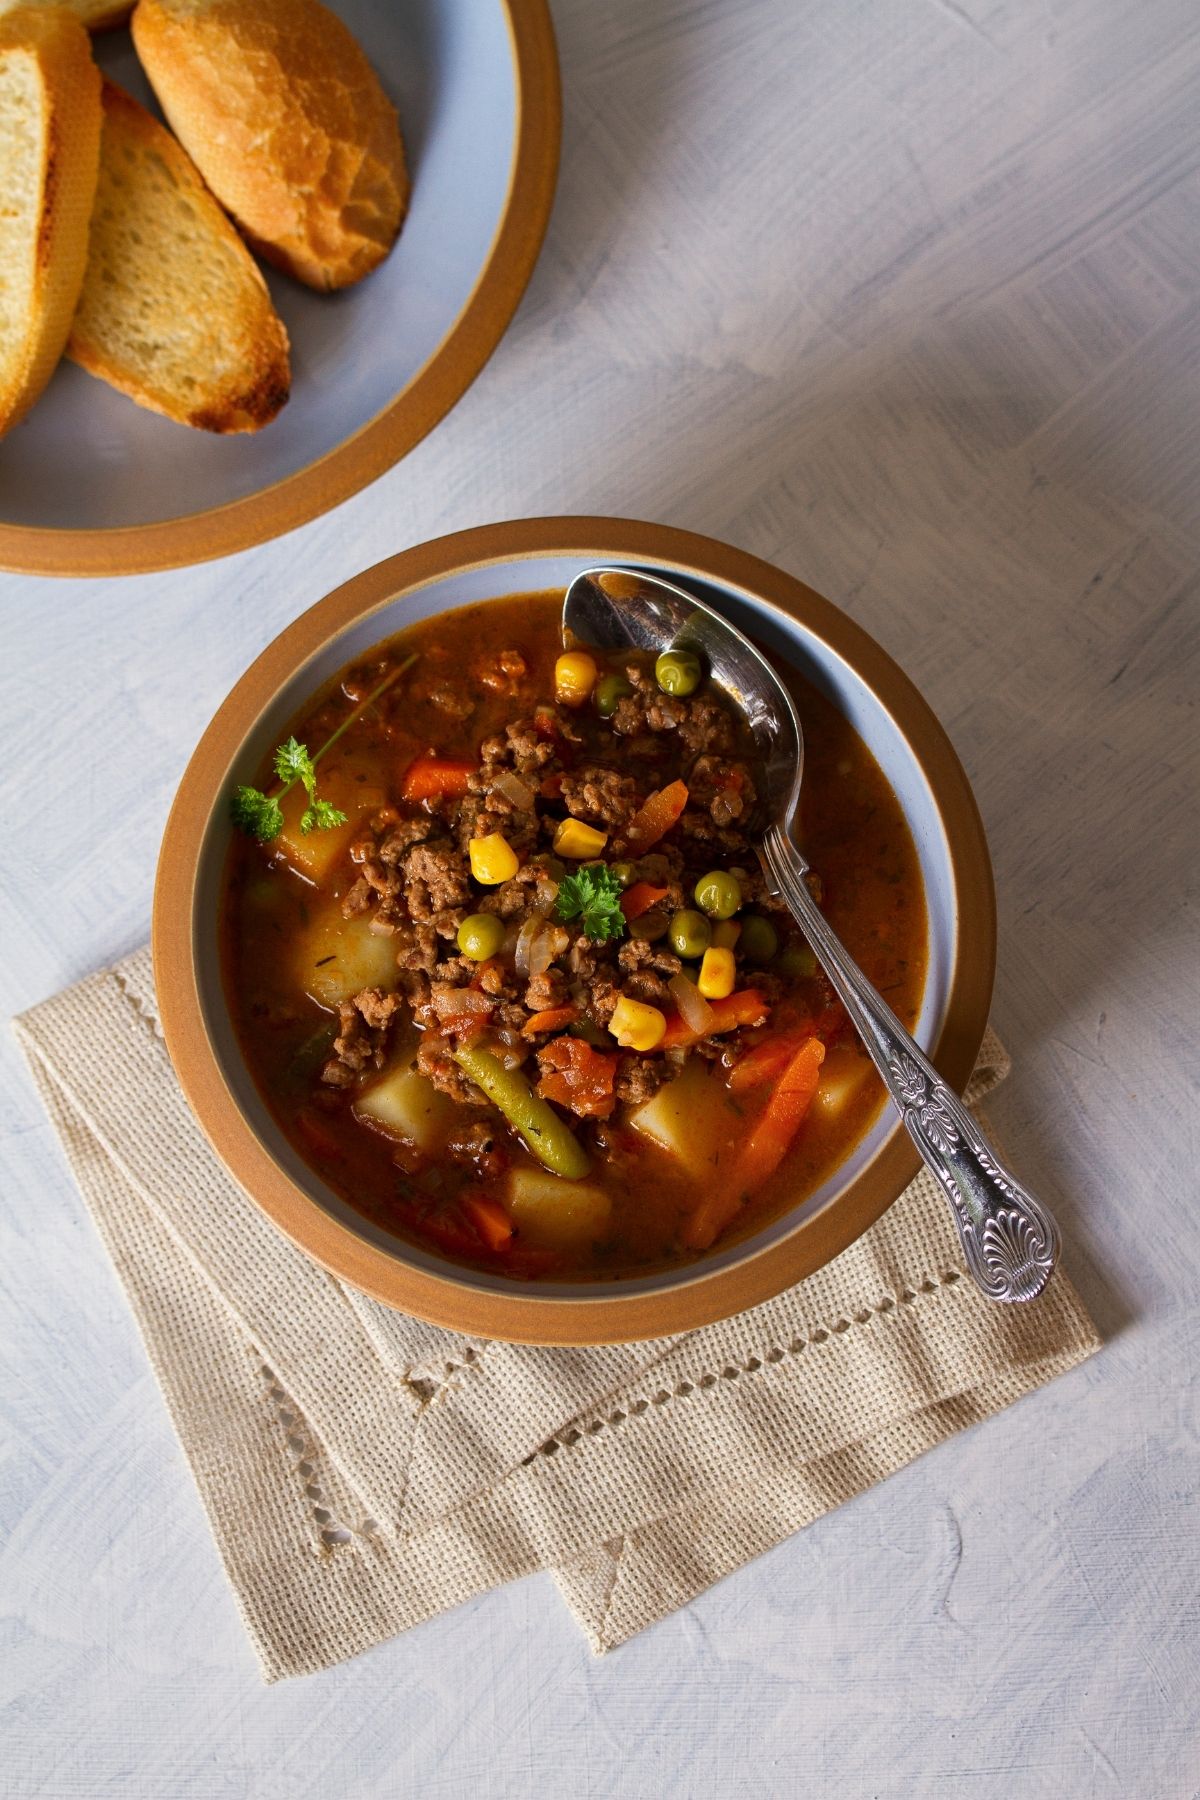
[463,1193,515,1252]
[682,1037,825,1250]
[660,988,770,1049]
[522,1004,579,1036]
[621,780,689,854]
[727,1029,813,1092]
[400,754,475,801]
[619,881,669,921]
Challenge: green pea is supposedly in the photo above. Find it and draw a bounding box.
[775,943,817,980]
[457,912,506,961]
[668,908,712,959]
[654,649,702,697]
[609,860,636,889]
[595,672,633,717]
[694,869,742,919]
[739,914,779,964]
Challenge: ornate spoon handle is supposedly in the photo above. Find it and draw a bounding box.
[759,825,1061,1303]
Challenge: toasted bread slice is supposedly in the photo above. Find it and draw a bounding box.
[67,80,290,432]
[0,7,101,439]
[0,1,132,31]
[132,0,408,290]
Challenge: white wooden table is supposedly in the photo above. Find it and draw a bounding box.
[3,1,1198,1794]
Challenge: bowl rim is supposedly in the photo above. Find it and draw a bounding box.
[152,516,996,1344]
[0,2,561,579]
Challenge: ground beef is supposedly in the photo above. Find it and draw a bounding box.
[478,860,560,919]
[416,1033,482,1104]
[427,683,474,720]
[559,766,638,828]
[688,754,758,828]
[446,1117,509,1179]
[524,967,569,1012]
[403,842,471,919]
[341,877,373,919]
[614,1054,674,1106]
[320,994,395,1084]
[376,816,433,864]
[394,921,439,973]
[617,938,682,979]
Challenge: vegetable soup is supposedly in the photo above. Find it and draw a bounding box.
[221,591,927,1279]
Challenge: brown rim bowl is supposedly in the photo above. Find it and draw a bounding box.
[153,518,995,1343]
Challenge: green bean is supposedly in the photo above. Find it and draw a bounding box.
[694,869,742,919]
[655,649,702,697]
[451,1045,590,1179]
[457,913,506,961]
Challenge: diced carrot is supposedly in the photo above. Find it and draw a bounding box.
[682,1037,826,1250]
[621,779,689,854]
[660,988,771,1049]
[463,1193,515,1252]
[620,882,669,921]
[727,1029,812,1092]
[536,1036,619,1118]
[522,1004,579,1036]
[400,754,475,801]
[295,1108,344,1162]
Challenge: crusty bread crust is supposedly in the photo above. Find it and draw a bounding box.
[132,0,409,290]
[0,1,132,33]
[0,7,101,438]
[67,80,290,433]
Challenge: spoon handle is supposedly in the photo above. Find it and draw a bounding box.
[759,826,1061,1303]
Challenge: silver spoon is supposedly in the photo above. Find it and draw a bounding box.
[564,565,1061,1304]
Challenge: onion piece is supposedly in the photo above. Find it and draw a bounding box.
[431,987,492,1021]
[529,924,569,977]
[514,913,548,977]
[668,972,716,1037]
[491,770,535,810]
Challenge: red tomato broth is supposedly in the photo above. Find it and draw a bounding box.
[220,591,927,1279]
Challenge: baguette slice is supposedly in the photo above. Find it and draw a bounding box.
[0,1,132,31]
[132,0,408,290]
[0,7,101,439]
[67,80,290,432]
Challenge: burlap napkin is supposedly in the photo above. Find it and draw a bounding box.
[13,947,1099,1680]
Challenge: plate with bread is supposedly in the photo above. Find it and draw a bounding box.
[0,0,559,575]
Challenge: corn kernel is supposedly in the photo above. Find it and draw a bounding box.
[697,946,736,999]
[553,817,608,859]
[608,995,667,1052]
[555,651,598,707]
[711,919,742,949]
[469,833,519,885]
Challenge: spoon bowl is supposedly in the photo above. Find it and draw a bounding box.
[564,564,1062,1305]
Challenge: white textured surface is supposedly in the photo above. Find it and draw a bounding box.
[1,0,1197,1793]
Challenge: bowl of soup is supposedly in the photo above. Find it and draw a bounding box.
[153,517,994,1342]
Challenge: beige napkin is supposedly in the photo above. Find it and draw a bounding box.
[14,947,1100,1680]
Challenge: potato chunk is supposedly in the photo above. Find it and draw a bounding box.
[292,900,397,1008]
[273,762,386,886]
[811,1044,873,1118]
[627,1056,739,1177]
[507,1167,612,1249]
[355,1062,455,1148]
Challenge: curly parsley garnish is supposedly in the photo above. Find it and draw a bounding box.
[554,865,626,942]
[231,654,417,843]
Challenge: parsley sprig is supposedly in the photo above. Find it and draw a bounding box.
[554,864,627,942]
[231,654,417,843]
